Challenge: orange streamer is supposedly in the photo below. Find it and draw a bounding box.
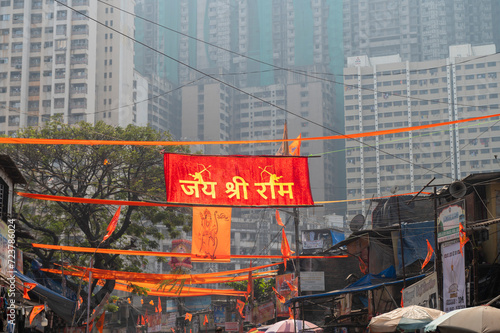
[1,112,498,146]
[40,267,275,285]
[18,192,183,207]
[31,243,347,260]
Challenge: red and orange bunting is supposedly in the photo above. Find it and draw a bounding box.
[185,313,192,321]
[421,239,434,270]
[272,287,286,304]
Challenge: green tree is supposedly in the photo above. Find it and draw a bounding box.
[1,119,191,324]
[227,277,275,303]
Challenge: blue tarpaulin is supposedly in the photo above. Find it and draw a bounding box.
[286,266,425,305]
[15,271,76,323]
[397,221,435,270]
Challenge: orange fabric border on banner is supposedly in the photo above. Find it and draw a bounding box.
[31,243,348,260]
[0,112,498,146]
[164,154,314,207]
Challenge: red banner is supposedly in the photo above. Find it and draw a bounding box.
[164,154,313,207]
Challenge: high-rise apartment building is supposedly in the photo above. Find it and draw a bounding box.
[0,0,140,133]
[343,0,495,63]
[344,44,500,218]
[180,72,232,155]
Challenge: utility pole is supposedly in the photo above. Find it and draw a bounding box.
[293,207,301,297]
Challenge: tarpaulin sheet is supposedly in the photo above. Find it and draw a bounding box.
[286,266,425,305]
[15,271,76,323]
[397,221,435,270]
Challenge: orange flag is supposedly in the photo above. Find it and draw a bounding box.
[97,313,105,333]
[158,297,162,313]
[102,206,121,242]
[421,239,434,270]
[289,134,302,156]
[203,314,208,325]
[29,305,45,325]
[191,207,232,262]
[286,280,297,292]
[401,288,404,307]
[459,223,469,256]
[185,313,192,321]
[281,229,294,270]
[141,315,145,325]
[23,282,37,300]
[276,122,289,156]
[358,257,368,275]
[236,299,245,319]
[276,210,284,227]
[272,287,286,304]
[288,307,294,320]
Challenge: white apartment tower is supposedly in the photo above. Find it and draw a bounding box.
[344,44,500,218]
[0,0,136,133]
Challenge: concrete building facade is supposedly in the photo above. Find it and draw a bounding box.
[344,44,500,218]
[343,0,496,63]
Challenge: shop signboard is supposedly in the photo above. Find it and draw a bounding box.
[442,242,466,312]
[402,272,439,309]
[300,271,325,291]
[437,200,465,243]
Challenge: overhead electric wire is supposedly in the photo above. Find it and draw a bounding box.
[8,1,498,208]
